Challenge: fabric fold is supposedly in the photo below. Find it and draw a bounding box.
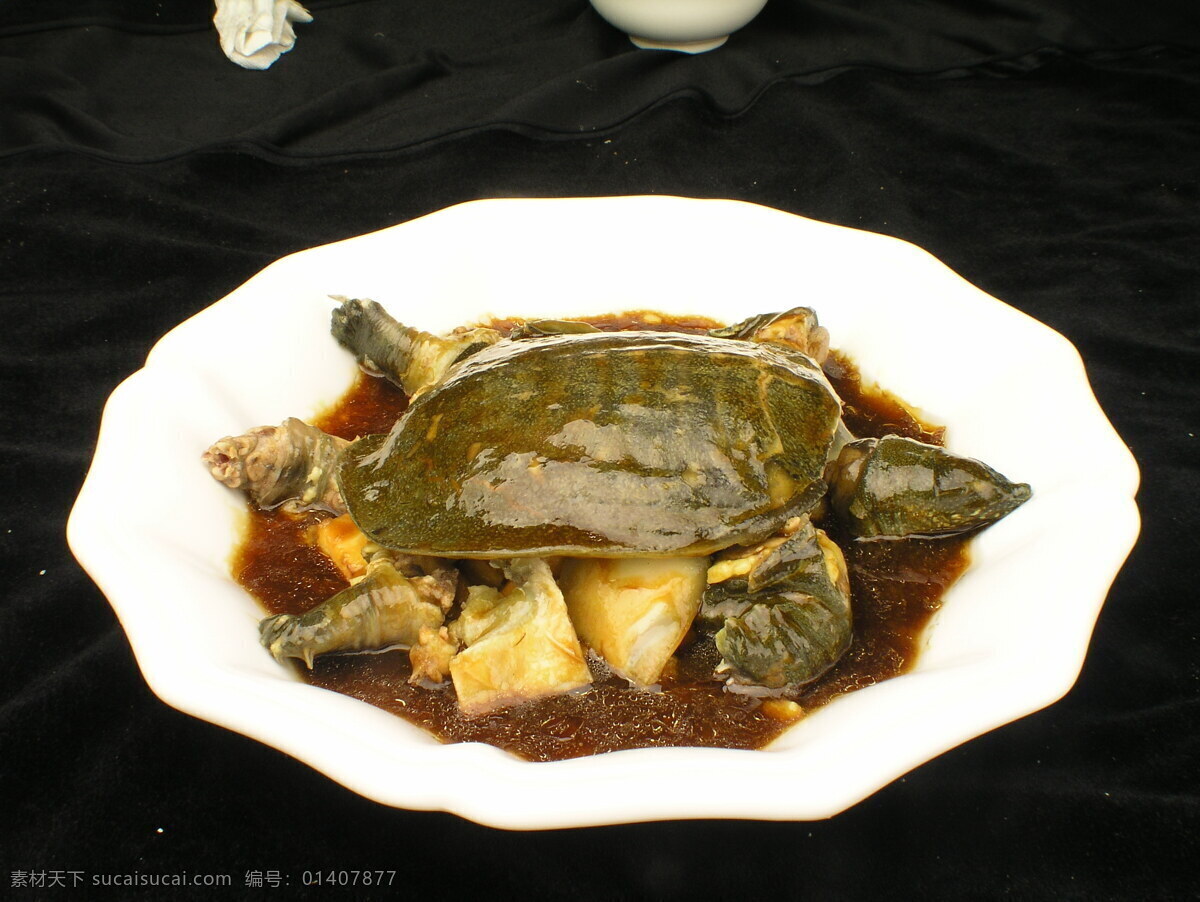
[0,0,1196,159]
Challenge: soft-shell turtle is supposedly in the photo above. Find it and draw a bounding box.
[337,314,843,559]
[204,299,1030,703]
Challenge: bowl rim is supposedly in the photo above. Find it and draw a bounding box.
[67,195,1141,829]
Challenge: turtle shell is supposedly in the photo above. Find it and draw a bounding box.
[337,331,842,557]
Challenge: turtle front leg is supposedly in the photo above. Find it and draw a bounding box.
[700,517,852,692]
[330,297,501,396]
[259,546,457,667]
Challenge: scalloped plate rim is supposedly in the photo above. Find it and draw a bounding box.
[67,196,1140,829]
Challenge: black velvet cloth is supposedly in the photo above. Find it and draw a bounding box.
[2,1,1198,898]
[4,0,1198,161]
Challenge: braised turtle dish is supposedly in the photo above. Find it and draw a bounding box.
[203,298,1030,761]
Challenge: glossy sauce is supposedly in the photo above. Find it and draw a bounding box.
[232,314,971,761]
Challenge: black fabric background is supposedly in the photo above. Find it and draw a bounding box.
[2,1,1198,899]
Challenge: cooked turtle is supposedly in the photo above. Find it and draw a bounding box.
[204,299,1031,708]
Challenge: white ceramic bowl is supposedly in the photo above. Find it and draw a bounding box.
[68,196,1139,829]
[589,0,769,52]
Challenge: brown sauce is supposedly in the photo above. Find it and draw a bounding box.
[231,315,971,761]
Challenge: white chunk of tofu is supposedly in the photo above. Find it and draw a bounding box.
[448,559,591,717]
[558,556,707,687]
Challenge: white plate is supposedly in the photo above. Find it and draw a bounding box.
[67,196,1139,829]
